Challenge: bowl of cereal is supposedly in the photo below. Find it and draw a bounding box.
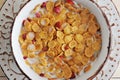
[11,0,110,80]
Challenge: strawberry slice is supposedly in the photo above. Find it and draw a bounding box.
[59,55,64,59]
[39,73,44,77]
[66,0,74,5]
[54,6,61,13]
[55,21,61,29]
[35,12,41,18]
[22,33,27,40]
[42,46,48,51]
[27,18,32,22]
[22,20,26,26]
[32,38,36,44]
[23,56,27,60]
[70,72,76,79]
[41,2,47,8]
[53,6,61,13]
[64,44,69,50]
[22,19,31,26]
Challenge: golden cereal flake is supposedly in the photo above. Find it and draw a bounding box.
[44,73,52,78]
[81,55,89,65]
[61,63,72,79]
[73,54,82,65]
[75,34,83,43]
[78,24,87,34]
[22,49,28,57]
[57,38,65,44]
[83,32,92,39]
[90,55,96,61]
[67,18,75,24]
[46,1,54,12]
[64,49,73,57]
[31,64,42,74]
[71,26,78,34]
[32,23,41,32]
[92,40,101,51]
[47,64,55,72]
[21,42,28,49]
[64,34,73,43]
[38,52,46,59]
[48,40,57,48]
[74,43,84,53]
[55,0,62,6]
[66,12,75,19]
[72,20,81,27]
[84,64,91,73]
[39,31,48,39]
[65,3,78,12]
[19,35,24,44]
[57,31,64,39]
[24,21,32,31]
[81,15,89,24]
[64,25,71,34]
[40,58,48,66]
[35,43,43,51]
[85,47,94,58]
[56,9,67,22]
[54,43,62,54]
[35,32,41,41]
[28,51,36,58]
[67,59,74,66]
[69,40,77,49]
[88,24,97,35]
[56,71,64,78]
[47,50,56,58]
[54,56,63,65]
[86,37,94,47]
[32,4,41,13]
[70,64,80,74]
[42,39,49,47]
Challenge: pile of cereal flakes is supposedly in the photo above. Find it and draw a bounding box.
[19,0,102,79]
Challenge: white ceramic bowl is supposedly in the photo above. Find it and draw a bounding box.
[11,0,110,80]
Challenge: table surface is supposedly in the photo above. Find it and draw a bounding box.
[0,0,120,80]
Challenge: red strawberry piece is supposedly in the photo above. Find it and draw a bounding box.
[66,0,74,5]
[22,33,26,40]
[64,44,69,50]
[41,2,46,8]
[35,12,41,18]
[42,46,48,51]
[53,35,57,40]
[32,38,36,44]
[55,22,61,29]
[70,72,76,79]
[22,19,31,26]
[54,6,61,13]
[39,73,44,77]
[22,20,26,26]
[23,56,27,60]
[27,18,32,22]
[59,55,64,59]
